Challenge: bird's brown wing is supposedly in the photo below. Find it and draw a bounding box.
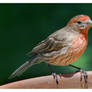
[27,36,70,58]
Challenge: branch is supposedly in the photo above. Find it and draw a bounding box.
[0,71,92,89]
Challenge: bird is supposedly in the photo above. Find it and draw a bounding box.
[9,14,92,88]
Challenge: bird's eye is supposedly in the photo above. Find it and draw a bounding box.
[77,21,82,24]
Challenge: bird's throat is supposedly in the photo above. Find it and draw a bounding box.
[81,28,89,40]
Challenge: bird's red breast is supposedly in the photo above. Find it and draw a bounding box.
[71,34,88,62]
[72,34,88,51]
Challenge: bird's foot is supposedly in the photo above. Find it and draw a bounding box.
[52,73,59,85]
[52,73,63,88]
[79,69,88,88]
[69,64,88,88]
[75,69,88,88]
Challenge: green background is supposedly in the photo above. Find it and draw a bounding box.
[0,4,92,85]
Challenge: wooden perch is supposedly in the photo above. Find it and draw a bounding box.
[0,71,92,89]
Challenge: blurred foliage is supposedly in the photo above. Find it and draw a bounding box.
[0,4,92,85]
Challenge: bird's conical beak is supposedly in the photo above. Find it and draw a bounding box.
[88,19,92,27]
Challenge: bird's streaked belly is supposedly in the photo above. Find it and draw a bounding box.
[47,35,87,66]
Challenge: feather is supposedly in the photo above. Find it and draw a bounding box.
[9,55,39,79]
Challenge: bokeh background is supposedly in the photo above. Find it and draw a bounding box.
[0,4,92,85]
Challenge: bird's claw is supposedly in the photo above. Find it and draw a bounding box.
[52,73,59,84]
[79,69,88,88]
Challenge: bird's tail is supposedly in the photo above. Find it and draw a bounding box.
[9,55,39,79]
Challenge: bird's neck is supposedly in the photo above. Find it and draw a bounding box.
[81,28,89,40]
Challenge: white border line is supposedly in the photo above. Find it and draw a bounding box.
[0,0,92,3]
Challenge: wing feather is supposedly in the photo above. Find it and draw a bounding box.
[27,37,66,57]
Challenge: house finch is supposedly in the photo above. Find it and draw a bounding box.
[9,15,92,88]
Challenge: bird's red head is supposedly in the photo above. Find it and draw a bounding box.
[68,15,92,33]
